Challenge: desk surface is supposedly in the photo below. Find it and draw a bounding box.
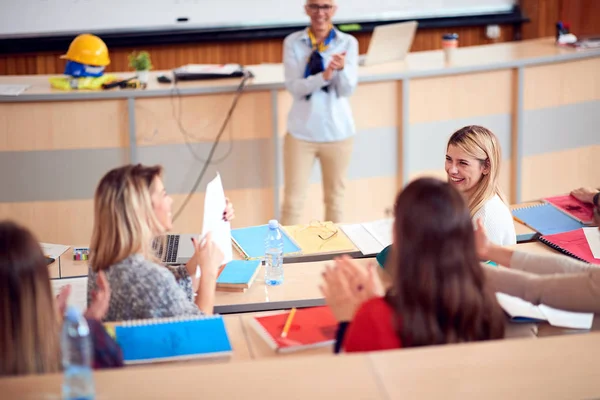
[3,332,600,399]
[2,38,600,102]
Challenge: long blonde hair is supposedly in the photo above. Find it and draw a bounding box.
[0,221,61,376]
[90,164,165,272]
[447,126,506,217]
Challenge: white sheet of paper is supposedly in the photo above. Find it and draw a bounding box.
[0,84,30,96]
[495,293,546,321]
[539,304,594,330]
[340,224,385,256]
[362,219,394,248]
[583,227,600,259]
[51,277,88,313]
[40,242,70,260]
[201,173,232,265]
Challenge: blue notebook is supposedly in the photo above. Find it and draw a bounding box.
[217,260,261,290]
[231,225,301,259]
[115,315,232,364]
[512,203,584,236]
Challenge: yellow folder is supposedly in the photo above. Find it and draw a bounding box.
[282,221,357,255]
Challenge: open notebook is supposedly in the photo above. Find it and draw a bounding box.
[114,315,232,364]
[496,293,593,329]
[340,219,393,256]
[249,306,338,353]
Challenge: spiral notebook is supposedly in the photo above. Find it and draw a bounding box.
[231,225,302,260]
[114,315,232,364]
[539,228,600,265]
[249,306,337,353]
[512,203,585,235]
[543,195,595,225]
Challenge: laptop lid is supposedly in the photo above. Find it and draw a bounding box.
[361,21,418,67]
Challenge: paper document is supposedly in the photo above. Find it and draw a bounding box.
[202,173,232,265]
[175,64,241,75]
[496,292,593,329]
[362,219,393,249]
[40,242,70,260]
[0,84,29,96]
[583,227,600,259]
[51,277,88,312]
[340,224,386,256]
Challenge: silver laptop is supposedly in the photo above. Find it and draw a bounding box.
[154,233,198,265]
[359,21,418,66]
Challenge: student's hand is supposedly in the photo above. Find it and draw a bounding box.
[55,284,72,318]
[223,198,235,222]
[323,64,335,81]
[329,53,346,70]
[320,264,363,322]
[571,187,598,204]
[335,256,385,302]
[196,232,224,279]
[84,271,111,321]
[474,218,492,260]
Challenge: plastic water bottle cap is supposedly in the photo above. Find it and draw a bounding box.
[65,304,83,322]
[268,219,279,229]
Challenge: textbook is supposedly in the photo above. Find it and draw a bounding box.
[216,260,261,292]
[495,293,593,329]
[539,228,600,265]
[512,203,585,235]
[249,306,338,353]
[543,195,595,225]
[114,315,232,364]
[231,225,301,260]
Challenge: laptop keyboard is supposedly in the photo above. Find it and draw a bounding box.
[154,235,179,263]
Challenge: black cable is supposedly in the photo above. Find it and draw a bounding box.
[172,70,252,222]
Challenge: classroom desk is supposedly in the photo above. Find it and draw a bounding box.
[3,37,599,247]
[2,333,600,399]
[214,258,375,314]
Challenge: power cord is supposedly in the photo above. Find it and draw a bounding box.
[172,69,252,222]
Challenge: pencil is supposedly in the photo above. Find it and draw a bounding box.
[280,307,297,338]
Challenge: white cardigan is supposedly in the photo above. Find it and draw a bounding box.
[473,194,516,246]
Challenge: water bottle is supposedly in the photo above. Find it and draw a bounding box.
[62,305,95,400]
[265,219,284,286]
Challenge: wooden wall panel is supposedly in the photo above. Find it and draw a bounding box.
[0,25,515,76]
[521,0,599,40]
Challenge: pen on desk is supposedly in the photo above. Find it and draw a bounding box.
[280,307,297,338]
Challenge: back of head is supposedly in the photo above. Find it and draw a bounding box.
[447,125,505,216]
[90,164,163,272]
[0,221,60,376]
[388,178,504,347]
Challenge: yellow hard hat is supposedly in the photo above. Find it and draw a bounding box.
[60,34,110,67]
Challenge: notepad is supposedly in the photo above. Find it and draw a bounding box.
[283,223,357,255]
[50,277,88,312]
[231,225,301,260]
[539,228,600,264]
[115,315,232,364]
[216,260,261,292]
[340,218,393,256]
[512,203,585,235]
[249,306,338,353]
[496,293,593,329]
[543,195,595,225]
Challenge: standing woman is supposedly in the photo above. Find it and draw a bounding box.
[281,0,359,225]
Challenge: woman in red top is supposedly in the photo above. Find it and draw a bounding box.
[321,178,505,353]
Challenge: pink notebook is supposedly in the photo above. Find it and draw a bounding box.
[539,229,600,265]
[544,195,594,225]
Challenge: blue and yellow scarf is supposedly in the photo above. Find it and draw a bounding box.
[304,27,336,100]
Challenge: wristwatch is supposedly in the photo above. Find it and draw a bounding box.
[593,191,600,208]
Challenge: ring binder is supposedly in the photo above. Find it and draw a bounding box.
[538,236,587,263]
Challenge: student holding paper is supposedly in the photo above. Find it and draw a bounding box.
[281,0,359,225]
[88,164,234,321]
[321,178,505,353]
[0,220,123,376]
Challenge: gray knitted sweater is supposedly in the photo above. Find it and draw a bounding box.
[87,254,202,322]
